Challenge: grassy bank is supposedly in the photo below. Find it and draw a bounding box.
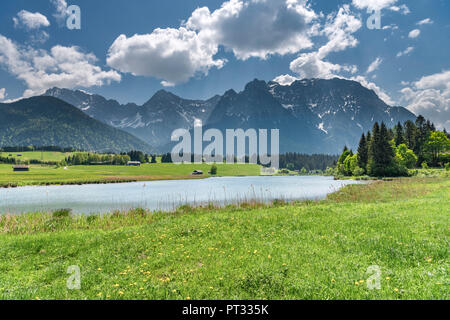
[0,163,261,187]
[0,176,448,300]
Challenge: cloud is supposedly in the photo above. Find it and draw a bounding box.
[417,18,433,25]
[273,74,299,86]
[107,0,318,85]
[289,5,361,79]
[396,46,414,57]
[107,28,225,87]
[51,0,68,22]
[400,70,450,130]
[389,4,410,15]
[185,0,317,60]
[352,0,397,11]
[408,29,421,39]
[382,24,398,30]
[13,10,50,30]
[0,88,6,100]
[0,35,121,98]
[366,57,383,74]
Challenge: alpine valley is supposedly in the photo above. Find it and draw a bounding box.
[20,77,416,154]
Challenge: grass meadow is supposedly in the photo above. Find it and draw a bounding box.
[0,162,261,187]
[0,175,448,300]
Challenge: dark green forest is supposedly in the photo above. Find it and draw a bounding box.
[337,116,450,177]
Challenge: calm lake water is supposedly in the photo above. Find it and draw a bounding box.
[0,176,361,214]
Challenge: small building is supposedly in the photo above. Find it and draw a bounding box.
[127,161,141,166]
[13,165,30,172]
[191,170,204,175]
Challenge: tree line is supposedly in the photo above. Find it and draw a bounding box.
[337,116,450,177]
[65,150,157,166]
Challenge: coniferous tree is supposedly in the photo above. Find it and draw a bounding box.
[357,133,368,172]
[394,122,405,146]
[415,115,431,165]
[404,120,416,150]
[368,122,396,176]
[379,122,395,166]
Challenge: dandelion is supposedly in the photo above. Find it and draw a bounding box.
[331,279,336,283]
[394,288,399,292]
[172,289,177,293]
[97,292,103,297]
[113,284,120,287]
[355,281,359,286]
[386,277,390,280]
[268,255,271,259]
[427,258,432,263]
[97,268,102,271]
[118,291,124,295]
[186,297,191,300]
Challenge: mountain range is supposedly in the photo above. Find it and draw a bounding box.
[44,78,416,154]
[0,96,153,153]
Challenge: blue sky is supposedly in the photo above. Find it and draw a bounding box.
[0,0,449,129]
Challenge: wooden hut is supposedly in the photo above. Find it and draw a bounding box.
[13,165,30,172]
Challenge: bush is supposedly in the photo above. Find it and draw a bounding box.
[352,166,365,176]
[52,208,72,218]
[445,162,450,171]
[421,162,429,170]
[210,164,218,175]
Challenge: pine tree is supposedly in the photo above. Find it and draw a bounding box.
[415,115,431,165]
[357,133,368,172]
[367,122,396,176]
[379,122,395,167]
[404,120,416,150]
[394,122,405,146]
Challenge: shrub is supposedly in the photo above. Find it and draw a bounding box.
[445,162,450,171]
[352,166,365,177]
[52,208,72,218]
[421,162,429,170]
[86,215,98,223]
[210,164,218,175]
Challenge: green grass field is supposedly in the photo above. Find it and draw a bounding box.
[0,151,73,162]
[0,163,261,187]
[0,175,448,300]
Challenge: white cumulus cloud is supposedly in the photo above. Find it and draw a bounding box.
[107,28,225,87]
[107,0,319,86]
[352,0,397,11]
[289,5,361,79]
[0,35,121,98]
[408,29,421,38]
[400,70,450,130]
[13,10,50,30]
[186,0,317,60]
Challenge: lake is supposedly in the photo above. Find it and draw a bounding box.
[0,176,361,214]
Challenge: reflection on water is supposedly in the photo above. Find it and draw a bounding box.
[0,176,361,214]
